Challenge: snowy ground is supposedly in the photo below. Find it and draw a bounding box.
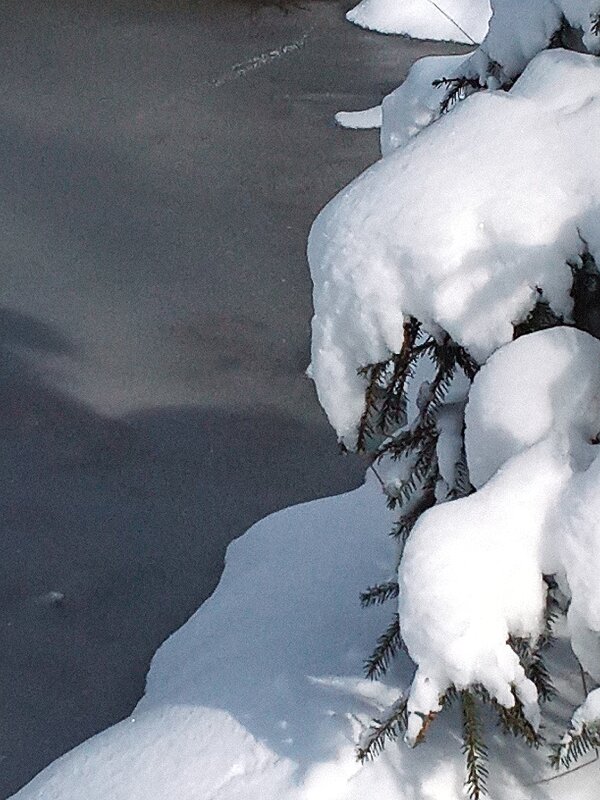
[11,475,600,800]
[0,1,469,797]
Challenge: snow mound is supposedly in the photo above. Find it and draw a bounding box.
[400,327,600,736]
[342,1,600,199]
[9,479,400,800]
[346,0,491,44]
[309,49,600,444]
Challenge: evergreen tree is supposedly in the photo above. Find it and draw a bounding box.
[351,12,600,790]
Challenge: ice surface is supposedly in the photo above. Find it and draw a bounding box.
[346,0,491,44]
[309,49,600,444]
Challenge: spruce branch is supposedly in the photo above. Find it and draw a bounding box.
[513,289,563,339]
[390,491,436,545]
[548,14,569,50]
[453,344,479,380]
[364,614,403,680]
[449,440,474,499]
[357,694,408,762]
[548,14,596,52]
[433,75,483,114]
[461,691,489,800]
[494,700,544,748]
[509,636,555,704]
[507,577,562,704]
[377,317,421,431]
[550,723,600,770]
[356,359,388,452]
[385,440,439,511]
[569,244,600,339]
[360,580,399,608]
[356,318,423,453]
[472,684,543,748]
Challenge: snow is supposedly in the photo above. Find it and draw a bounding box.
[312,0,600,770]
[346,0,491,44]
[400,437,564,736]
[335,54,465,149]
[379,54,465,154]
[552,454,600,682]
[309,48,600,444]
[464,326,600,488]
[570,687,600,732]
[335,105,382,130]
[458,0,600,84]
[9,477,394,800]
[398,327,600,735]
[12,2,600,798]
[555,686,600,765]
[10,474,600,800]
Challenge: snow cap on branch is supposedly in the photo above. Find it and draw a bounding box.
[400,327,600,739]
[309,49,600,445]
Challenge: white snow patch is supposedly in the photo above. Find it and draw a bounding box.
[570,687,600,732]
[335,105,382,129]
[464,326,600,488]
[346,0,491,44]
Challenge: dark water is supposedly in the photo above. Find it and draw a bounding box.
[0,2,467,796]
